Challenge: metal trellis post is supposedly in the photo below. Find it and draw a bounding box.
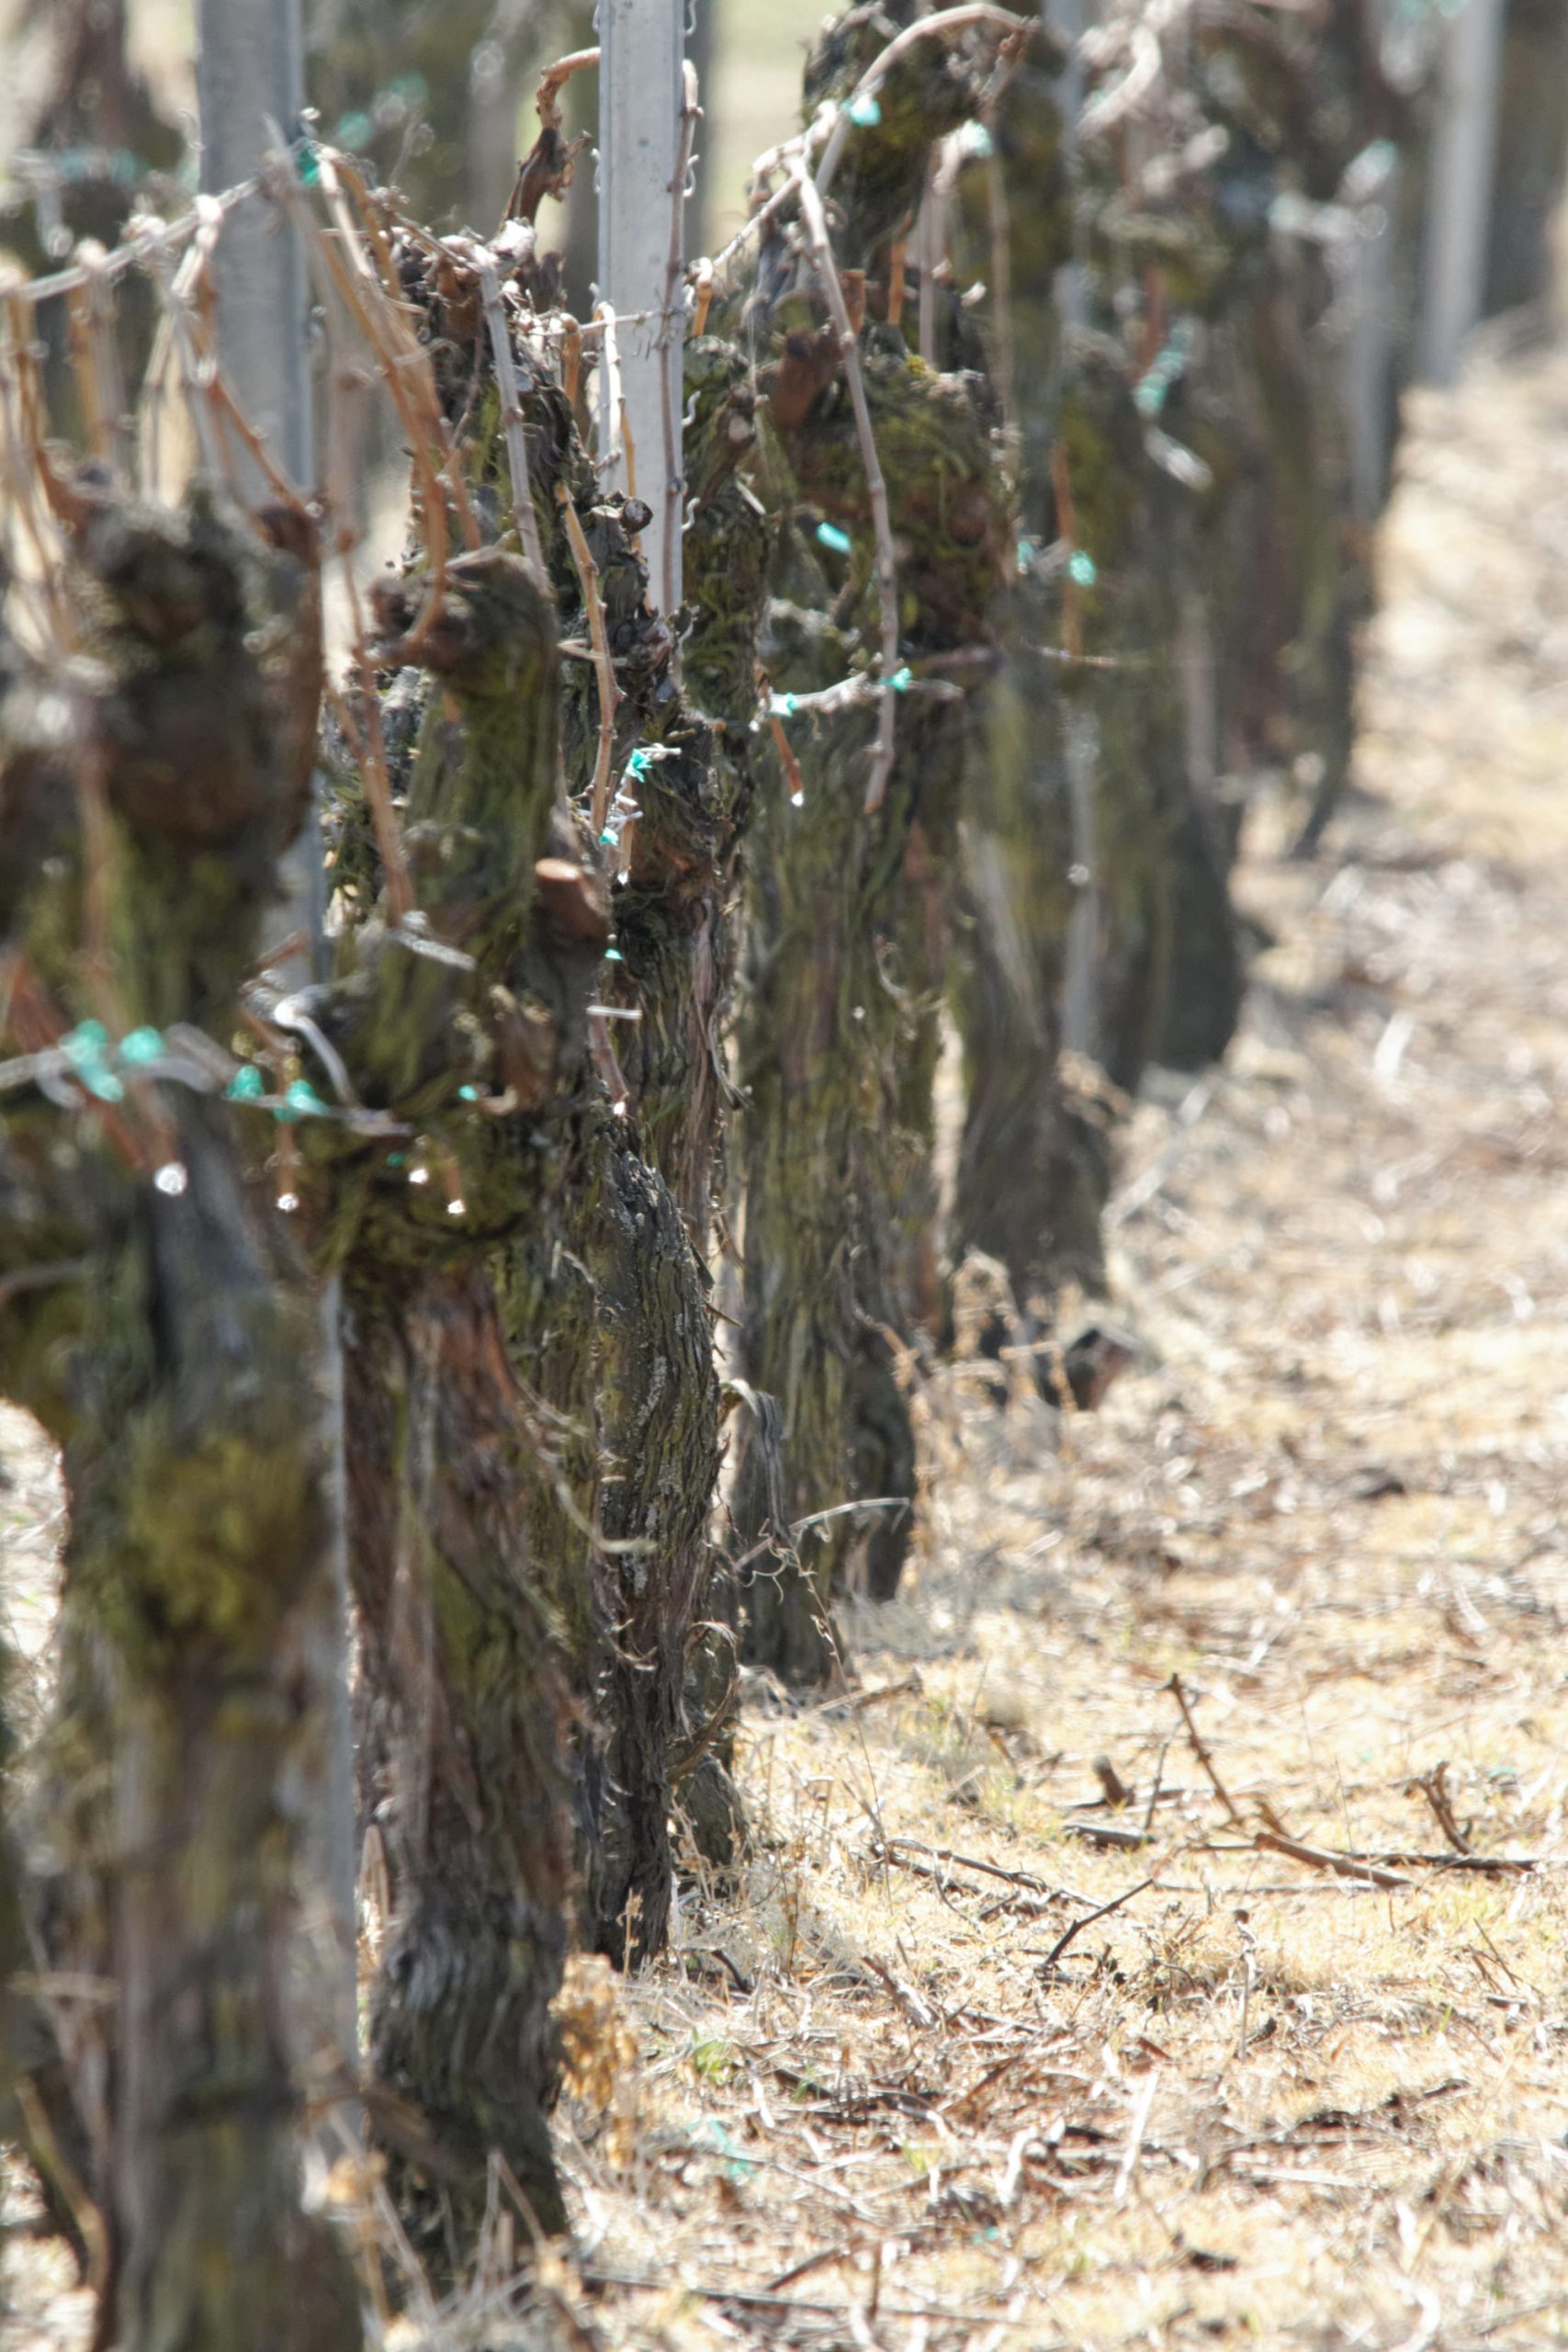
[1419,0,1506,388]
[1046,0,1101,1064]
[597,0,689,618]
[196,0,312,488]
[195,0,359,2112]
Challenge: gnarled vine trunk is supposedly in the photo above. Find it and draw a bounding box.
[728,2,1013,1674]
[0,490,359,2350]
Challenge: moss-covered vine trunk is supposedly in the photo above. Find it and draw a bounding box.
[945,36,1121,1306]
[0,491,359,2349]
[725,3,1012,1677]
[344,1264,572,2248]
[321,186,770,2254]
[317,543,593,2257]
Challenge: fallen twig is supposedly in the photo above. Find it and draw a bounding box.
[1409,1760,1472,1856]
[1165,1673,1246,1827]
[1253,1830,1411,1894]
[875,1840,1070,1919]
[1351,1849,1533,1877]
[886,1838,1089,1901]
[586,2267,1055,2331]
[1037,1873,1159,1980]
[862,1951,941,2030]
[1063,1817,1154,1850]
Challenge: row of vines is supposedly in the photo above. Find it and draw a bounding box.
[2,1,1566,2344]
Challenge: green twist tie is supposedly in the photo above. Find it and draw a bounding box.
[62,1022,124,1102]
[281,1079,327,1119]
[846,92,882,128]
[118,1025,164,1067]
[62,1021,108,1066]
[816,521,852,557]
[889,665,913,693]
[458,1083,480,1102]
[226,1065,265,1102]
[1067,550,1098,588]
[334,110,374,153]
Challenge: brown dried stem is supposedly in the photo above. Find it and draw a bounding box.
[1165,1672,1246,1827]
[144,232,228,485]
[536,45,600,134]
[327,159,481,557]
[794,168,899,813]
[557,483,622,838]
[477,256,548,585]
[1252,1831,1412,1894]
[66,249,127,476]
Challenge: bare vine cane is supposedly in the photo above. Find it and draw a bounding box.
[792,168,901,812]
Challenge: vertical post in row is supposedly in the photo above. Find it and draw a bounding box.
[1047,0,1101,1065]
[1339,140,1401,520]
[197,0,320,961]
[598,0,689,618]
[195,0,358,2115]
[1050,0,1086,330]
[195,0,312,487]
[1419,0,1506,388]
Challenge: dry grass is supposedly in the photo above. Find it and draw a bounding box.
[8,292,1568,2352]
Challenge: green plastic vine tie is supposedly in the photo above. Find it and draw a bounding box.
[278,1079,327,1121]
[118,1025,164,1067]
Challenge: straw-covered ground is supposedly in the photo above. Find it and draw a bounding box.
[8,330,1568,2350]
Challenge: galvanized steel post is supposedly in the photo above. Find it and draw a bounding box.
[598,0,689,617]
[196,0,358,2112]
[1420,0,1506,387]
